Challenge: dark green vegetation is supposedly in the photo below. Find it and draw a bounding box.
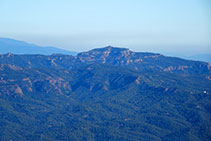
[0,46,211,140]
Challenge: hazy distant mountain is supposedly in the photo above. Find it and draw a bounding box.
[185,54,211,63]
[0,37,77,55]
[0,47,210,140]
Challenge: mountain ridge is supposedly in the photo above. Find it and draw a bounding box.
[0,37,77,55]
[1,46,209,74]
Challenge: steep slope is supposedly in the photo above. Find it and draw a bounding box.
[0,47,211,140]
[0,37,77,55]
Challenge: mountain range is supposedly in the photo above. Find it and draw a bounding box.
[0,45,211,140]
[1,37,210,62]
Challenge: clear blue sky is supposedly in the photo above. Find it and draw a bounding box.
[0,0,210,55]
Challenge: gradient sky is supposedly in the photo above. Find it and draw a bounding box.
[0,0,211,56]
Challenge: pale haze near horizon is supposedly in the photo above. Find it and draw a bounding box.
[0,0,210,57]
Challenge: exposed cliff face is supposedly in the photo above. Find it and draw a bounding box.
[0,85,23,96]
[77,46,210,73]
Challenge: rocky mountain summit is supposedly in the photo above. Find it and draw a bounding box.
[77,46,210,73]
